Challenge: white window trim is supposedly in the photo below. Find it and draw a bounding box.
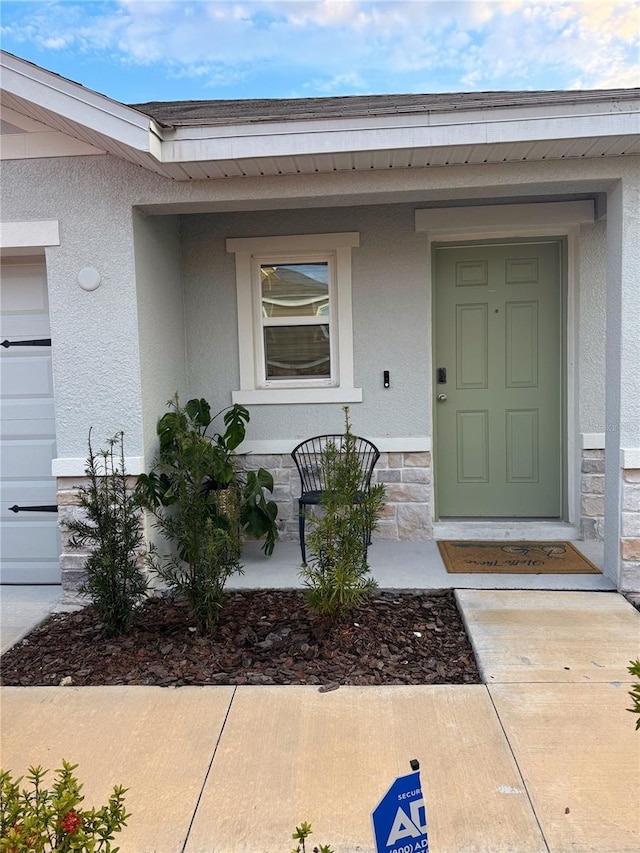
[226,232,362,405]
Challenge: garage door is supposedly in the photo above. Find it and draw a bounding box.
[1,259,60,584]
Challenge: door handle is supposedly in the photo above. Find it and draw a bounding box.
[437,393,447,402]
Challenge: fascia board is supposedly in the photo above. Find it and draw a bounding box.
[0,52,157,152]
[161,111,640,164]
[166,98,640,141]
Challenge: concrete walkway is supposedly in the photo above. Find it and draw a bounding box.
[0,584,63,654]
[1,588,639,852]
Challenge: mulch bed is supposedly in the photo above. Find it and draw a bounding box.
[0,589,481,687]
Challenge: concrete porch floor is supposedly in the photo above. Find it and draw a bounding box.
[233,537,613,591]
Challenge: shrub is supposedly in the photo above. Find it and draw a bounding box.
[136,396,278,632]
[0,760,129,852]
[302,408,385,621]
[291,821,333,853]
[62,431,148,636]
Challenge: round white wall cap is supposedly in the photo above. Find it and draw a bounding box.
[77,266,101,291]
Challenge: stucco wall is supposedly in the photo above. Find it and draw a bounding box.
[181,205,430,443]
[577,219,607,435]
[2,152,637,468]
[133,211,188,468]
[4,149,640,590]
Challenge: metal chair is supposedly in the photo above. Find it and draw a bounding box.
[291,434,380,563]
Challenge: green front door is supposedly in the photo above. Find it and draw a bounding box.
[434,241,562,517]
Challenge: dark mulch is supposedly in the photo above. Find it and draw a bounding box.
[0,589,480,687]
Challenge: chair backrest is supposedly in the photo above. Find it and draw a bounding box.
[291,434,380,495]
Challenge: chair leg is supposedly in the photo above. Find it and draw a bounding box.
[298,500,307,564]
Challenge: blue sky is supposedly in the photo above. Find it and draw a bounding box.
[1,1,638,104]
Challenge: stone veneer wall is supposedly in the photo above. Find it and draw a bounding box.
[621,468,640,590]
[580,449,605,540]
[237,450,433,542]
[56,475,140,596]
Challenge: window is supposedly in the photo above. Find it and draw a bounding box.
[260,259,331,381]
[226,232,362,404]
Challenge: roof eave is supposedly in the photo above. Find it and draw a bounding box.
[0,50,160,155]
[1,50,638,180]
[160,108,640,165]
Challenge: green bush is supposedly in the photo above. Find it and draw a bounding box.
[62,431,148,636]
[136,396,278,633]
[302,408,385,621]
[0,760,128,852]
[291,821,333,853]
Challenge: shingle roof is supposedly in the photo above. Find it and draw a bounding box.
[130,89,639,128]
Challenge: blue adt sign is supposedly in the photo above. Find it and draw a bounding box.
[372,770,428,853]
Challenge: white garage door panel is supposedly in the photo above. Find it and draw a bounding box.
[2,522,59,559]
[1,260,60,584]
[1,559,62,585]
[0,315,51,337]
[0,414,56,438]
[1,356,54,397]
[0,266,49,311]
[2,480,58,508]
[0,439,56,478]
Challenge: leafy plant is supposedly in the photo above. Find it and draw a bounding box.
[301,407,385,621]
[628,660,640,730]
[291,821,334,853]
[0,760,129,852]
[62,431,148,636]
[136,396,278,632]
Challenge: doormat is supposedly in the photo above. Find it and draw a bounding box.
[437,541,601,574]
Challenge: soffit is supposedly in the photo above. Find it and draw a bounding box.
[155,134,640,180]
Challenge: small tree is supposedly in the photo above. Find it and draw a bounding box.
[302,408,385,621]
[136,396,278,633]
[63,431,148,636]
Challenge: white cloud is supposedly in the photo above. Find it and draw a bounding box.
[303,71,367,93]
[1,0,638,94]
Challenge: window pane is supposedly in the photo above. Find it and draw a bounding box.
[264,325,330,378]
[261,263,329,318]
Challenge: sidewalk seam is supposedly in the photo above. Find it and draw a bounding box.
[485,684,551,853]
[180,685,237,853]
